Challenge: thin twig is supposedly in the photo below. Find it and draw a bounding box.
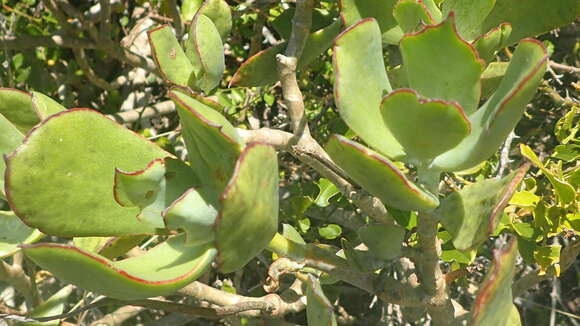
[106,100,176,124]
[73,48,115,91]
[549,61,580,74]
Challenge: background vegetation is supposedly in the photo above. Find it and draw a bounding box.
[0,0,578,325]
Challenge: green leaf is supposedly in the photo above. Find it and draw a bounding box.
[512,222,536,240]
[5,109,168,237]
[0,113,24,199]
[148,25,194,87]
[326,135,439,212]
[17,285,74,326]
[440,248,476,264]
[534,245,561,276]
[318,224,342,240]
[185,14,225,92]
[441,0,496,40]
[393,0,436,34]
[400,14,484,115]
[31,91,66,118]
[282,224,306,244]
[163,188,218,246]
[73,235,147,259]
[0,211,42,258]
[340,0,402,44]
[99,235,149,259]
[508,190,540,208]
[380,89,470,163]
[433,39,547,171]
[169,89,242,202]
[552,144,580,162]
[333,19,405,160]
[114,158,195,228]
[521,144,576,204]
[480,62,509,98]
[481,0,580,44]
[271,8,335,40]
[215,143,279,273]
[341,239,389,272]
[305,274,337,326]
[0,88,37,133]
[230,21,341,87]
[473,23,512,64]
[314,178,340,207]
[358,223,405,260]
[22,235,216,300]
[181,0,203,22]
[196,0,232,40]
[437,167,527,250]
[470,239,520,326]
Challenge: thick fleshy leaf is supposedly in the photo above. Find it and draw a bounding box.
[185,14,225,92]
[196,0,231,40]
[5,109,168,236]
[0,211,42,258]
[393,0,436,34]
[0,88,37,133]
[169,89,242,201]
[433,39,547,172]
[400,14,484,115]
[380,89,470,163]
[163,188,218,246]
[473,23,512,64]
[99,235,148,259]
[481,62,509,98]
[216,143,278,273]
[22,235,216,300]
[442,0,496,40]
[0,114,23,199]
[230,21,341,87]
[0,89,65,134]
[271,8,334,40]
[31,91,66,118]
[470,239,520,325]
[333,19,405,160]
[114,158,195,228]
[148,25,194,87]
[326,135,439,211]
[358,223,406,260]
[73,235,147,259]
[17,285,74,326]
[340,0,402,44]
[437,166,527,251]
[305,274,337,326]
[481,0,580,44]
[181,0,203,22]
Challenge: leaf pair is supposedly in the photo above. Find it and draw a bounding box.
[148,0,230,92]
